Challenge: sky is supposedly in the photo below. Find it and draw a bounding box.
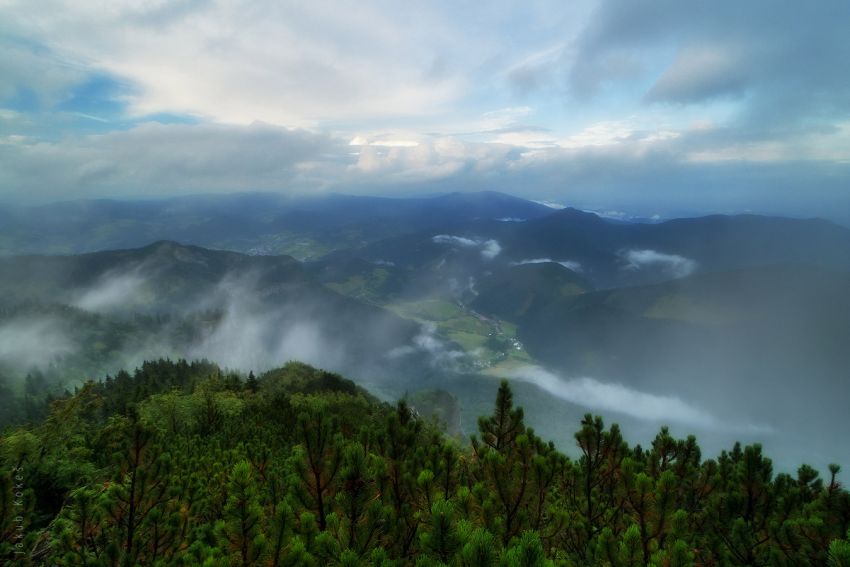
[1,0,849,219]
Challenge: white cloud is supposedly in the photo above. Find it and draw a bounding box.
[0,122,334,199]
[489,129,559,149]
[512,258,583,272]
[0,135,29,146]
[187,273,345,371]
[1,1,470,127]
[349,136,421,148]
[0,317,75,371]
[432,234,501,260]
[505,365,771,433]
[480,240,502,260]
[532,200,566,210]
[2,121,849,222]
[559,120,634,148]
[350,136,515,182]
[432,235,478,248]
[595,210,627,219]
[74,270,147,311]
[479,106,534,131]
[622,249,696,278]
[387,322,466,370]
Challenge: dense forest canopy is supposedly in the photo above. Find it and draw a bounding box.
[2,359,849,566]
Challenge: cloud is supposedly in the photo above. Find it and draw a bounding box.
[447,276,479,298]
[187,273,344,371]
[479,107,534,131]
[593,210,627,220]
[504,42,568,96]
[387,322,467,371]
[2,122,850,224]
[645,44,750,104]
[0,37,89,107]
[0,122,335,200]
[432,235,479,248]
[488,129,560,149]
[432,235,502,260]
[0,317,75,371]
[572,1,850,133]
[349,136,517,183]
[190,302,338,372]
[532,200,566,210]
[512,258,583,272]
[621,249,696,278]
[480,240,502,260]
[505,365,771,433]
[0,1,470,127]
[559,121,636,148]
[73,270,147,312]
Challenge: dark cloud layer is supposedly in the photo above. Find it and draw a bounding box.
[572,0,850,134]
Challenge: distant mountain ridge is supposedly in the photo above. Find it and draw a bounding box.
[0,240,306,308]
[4,191,849,287]
[0,191,553,258]
[0,241,426,388]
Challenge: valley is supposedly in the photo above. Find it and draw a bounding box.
[2,191,850,472]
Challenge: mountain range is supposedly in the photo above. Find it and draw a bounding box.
[2,190,849,470]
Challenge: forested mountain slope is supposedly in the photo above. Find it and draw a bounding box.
[0,242,425,407]
[1,359,849,566]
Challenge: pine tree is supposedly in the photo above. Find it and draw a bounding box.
[220,460,267,566]
[561,414,627,562]
[472,381,558,545]
[99,416,172,566]
[246,371,259,393]
[830,529,850,567]
[0,372,21,427]
[705,443,776,565]
[374,400,425,558]
[460,526,497,567]
[332,441,387,557]
[268,500,294,567]
[288,398,343,532]
[476,380,524,452]
[419,499,461,563]
[51,486,105,565]
[23,370,49,423]
[501,530,552,567]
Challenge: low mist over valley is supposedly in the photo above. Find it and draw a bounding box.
[2,191,849,472]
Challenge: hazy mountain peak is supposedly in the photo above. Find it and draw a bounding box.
[544,207,609,224]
